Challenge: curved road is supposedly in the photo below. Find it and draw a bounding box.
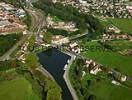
[63,52,78,100]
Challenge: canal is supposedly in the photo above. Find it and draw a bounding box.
[37,48,73,100]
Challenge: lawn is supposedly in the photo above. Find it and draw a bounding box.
[81,41,132,75]
[83,76,132,100]
[108,18,132,34]
[0,77,41,100]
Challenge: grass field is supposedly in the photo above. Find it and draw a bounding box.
[81,41,132,75]
[0,77,41,100]
[82,75,132,100]
[108,18,132,34]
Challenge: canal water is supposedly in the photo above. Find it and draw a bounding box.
[37,48,73,100]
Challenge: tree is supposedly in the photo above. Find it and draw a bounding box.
[25,53,39,70]
[10,60,17,68]
[28,35,35,52]
[88,95,97,100]
[46,88,62,100]
[43,32,52,43]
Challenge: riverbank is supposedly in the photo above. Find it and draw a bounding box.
[36,65,54,80]
[63,51,78,100]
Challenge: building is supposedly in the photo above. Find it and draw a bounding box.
[69,42,82,54]
[0,3,26,35]
[52,35,69,45]
[16,9,26,18]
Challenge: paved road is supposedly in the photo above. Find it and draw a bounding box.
[69,29,88,40]
[63,51,78,100]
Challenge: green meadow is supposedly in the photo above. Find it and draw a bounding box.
[82,74,132,100]
[108,18,132,34]
[0,77,41,100]
[81,41,132,75]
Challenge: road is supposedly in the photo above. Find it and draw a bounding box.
[69,29,88,41]
[63,51,78,100]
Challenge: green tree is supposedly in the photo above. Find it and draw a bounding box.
[43,32,52,43]
[25,53,39,70]
[46,88,62,100]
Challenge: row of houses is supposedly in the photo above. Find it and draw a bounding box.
[46,15,78,32]
[103,33,132,40]
[16,41,29,63]
[90,0,132,18]
[56,0,132,19]
[0,2,26,18]
[57,0,90,13]
[0,2,26,35]
[82,58,127,86]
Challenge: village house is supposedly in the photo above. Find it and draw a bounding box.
[0,2,15,11]
[52,35,69,45]
[58,0,132,18]
[120,75,127,82]
[84,59,103,75]
[15,9,26,18]
[112,80,121,86]
[107,25,121,34]
[0,2,26,35]
[69,42,82,54]
[90,65,102,75]
[126,5,132,14]
[46,15,78,32]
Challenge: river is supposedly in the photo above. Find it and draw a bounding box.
[37,48,73,100]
